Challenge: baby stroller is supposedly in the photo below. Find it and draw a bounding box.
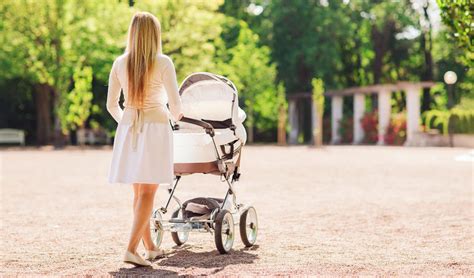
[150,72,258,254]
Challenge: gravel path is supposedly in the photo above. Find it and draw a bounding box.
[1,146,473,276]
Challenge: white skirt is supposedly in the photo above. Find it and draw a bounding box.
[108,113,174,185]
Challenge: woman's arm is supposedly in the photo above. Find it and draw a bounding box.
[106,60,124,123]
[162,57,183,121]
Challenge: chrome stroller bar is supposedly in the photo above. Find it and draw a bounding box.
[160,175,182,214]
[179,117,215,136]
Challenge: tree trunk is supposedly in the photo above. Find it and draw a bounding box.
[52,88,66,148]
[371,21,395,110]
[34,84,52,145]
[421,4,434,112]
[277,105,287,146]
[371,23,393,84]
[371,20,395,109]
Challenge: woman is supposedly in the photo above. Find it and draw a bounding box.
[106,12,182,267]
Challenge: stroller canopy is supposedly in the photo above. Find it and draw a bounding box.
[178,72,247,143]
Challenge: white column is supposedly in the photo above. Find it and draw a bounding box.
[377,90,391,145]
[331,96,343,144]
[353,94,365,144]
[288,99,298,144]
[311,96,323,146]
[405,86,421,146]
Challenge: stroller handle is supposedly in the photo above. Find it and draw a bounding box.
[178,117,215,137]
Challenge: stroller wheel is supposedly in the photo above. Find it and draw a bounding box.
[171,209,189,246]
[150,209,163,248]
[239,206,258,247]
[214,209,234,254]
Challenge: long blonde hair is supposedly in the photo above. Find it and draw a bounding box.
[126,12,162,106]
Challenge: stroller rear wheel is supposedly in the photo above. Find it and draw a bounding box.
[239,206,258,247]
[150,209,163,248]
[214,209,234,254]
[171,209,189,246]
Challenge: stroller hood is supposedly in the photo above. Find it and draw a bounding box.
[178,72,247,143]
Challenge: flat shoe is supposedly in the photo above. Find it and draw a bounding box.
[123,251,152,267]
[144,247,166,260]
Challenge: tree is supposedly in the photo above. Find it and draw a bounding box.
[419,1,435,112]
[437,0,473,53]
[134,0,225,81]
[269,0,346,93]
[0,0,130,145]
[437,0,473,107]
[58,66,93,132]
[216,20,282,142]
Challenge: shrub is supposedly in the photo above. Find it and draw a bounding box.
[361,111,378,144]
[338,116,353,143]
[449,109,474,134]
[384,113,407,145]
[424,108,474,135]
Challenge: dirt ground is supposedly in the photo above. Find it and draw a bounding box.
[1,146,473,276]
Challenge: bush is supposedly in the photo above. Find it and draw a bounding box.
[449,109,474,134]
[384,113,406,145]
[361,111,378,144]
[424,108,474,135]
[338,116,353,143]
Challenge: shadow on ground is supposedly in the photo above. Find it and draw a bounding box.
[108,245,259,276]
[109,267,178,277]
[157,245,259,274]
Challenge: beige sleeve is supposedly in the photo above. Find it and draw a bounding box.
[162,57,182,121]
[106,60,124,123]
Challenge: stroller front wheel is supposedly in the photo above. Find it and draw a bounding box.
[150,209,163,248]
[214,209,234,254]
[239,206,258,247]
[171,209,189,246]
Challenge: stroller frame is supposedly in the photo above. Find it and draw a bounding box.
[150,117,258,254]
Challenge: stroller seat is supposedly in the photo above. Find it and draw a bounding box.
[174,128,243,175]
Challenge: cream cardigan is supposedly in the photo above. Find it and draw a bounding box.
[106,53,182,123]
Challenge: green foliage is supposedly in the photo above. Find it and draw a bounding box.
[437,0,473,52]
[338,116,353,143]
[449,108,474,134]
[0,0,131,138]
[384,113,407,145]
[432,29,473,107]
[135,0,225,81]
[216,20,283,135]
[428,83,449,110]
[1,0,131,85]
[59,65,93,132]
[455,96,474,110]
[269,0,347,92]
[312,78,325,117]
[1,0,472,144]
[424,108,474,135]
[266,0,419,94]
[435,2,473,110]
[361,111,378,143]
[424,109,450,134]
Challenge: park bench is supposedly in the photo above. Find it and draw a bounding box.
[77,128,110,145]
[0,129,25,145]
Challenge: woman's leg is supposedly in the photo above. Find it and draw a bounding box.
[132,184,156,251]
[127,183,159,253]
[133,184,140,212]
[139,184,157,250]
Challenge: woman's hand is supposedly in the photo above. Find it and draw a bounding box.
[177,112,184,121]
